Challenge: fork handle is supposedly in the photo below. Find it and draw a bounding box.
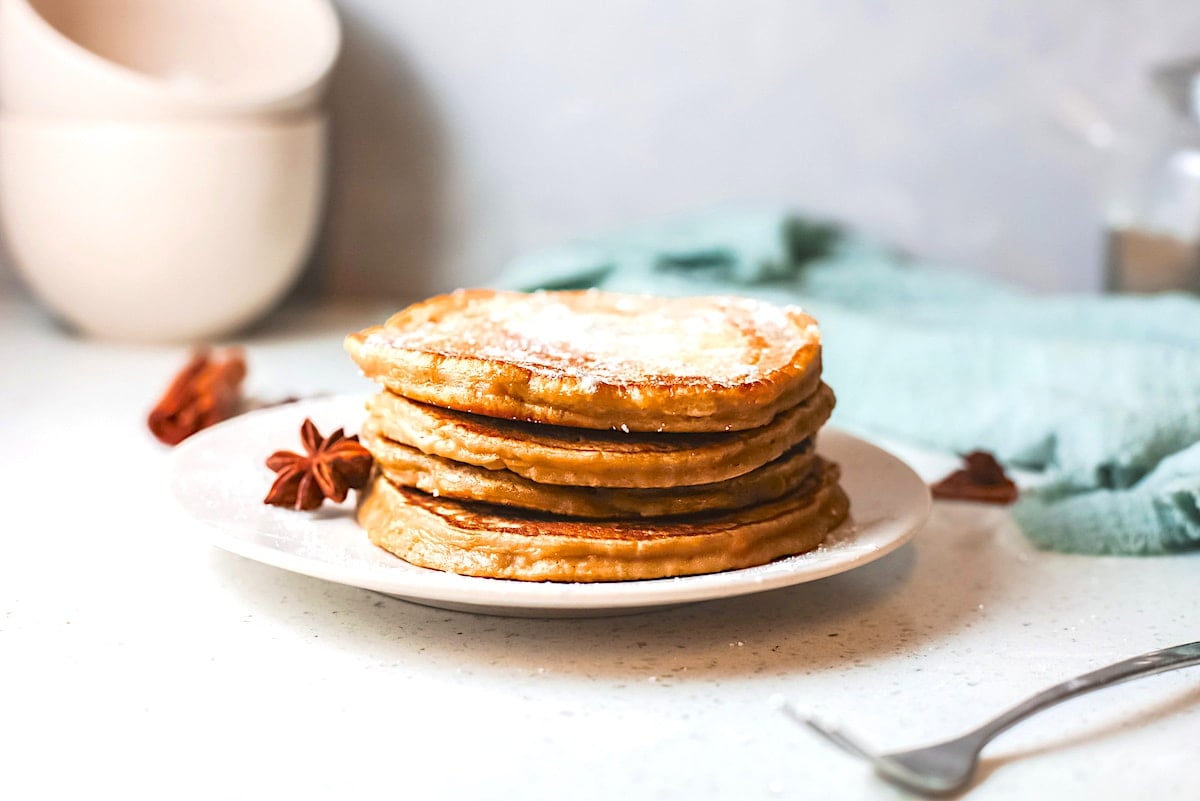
[969,640,1200,745]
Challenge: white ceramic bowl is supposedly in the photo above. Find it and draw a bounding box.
[0,0,340,119]
[0,113,327,341]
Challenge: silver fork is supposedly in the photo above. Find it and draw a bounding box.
[784,640,1200,797]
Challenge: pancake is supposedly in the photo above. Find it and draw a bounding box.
[344,288,823,432]
[362,415,818,518]
[357,459,850,582]
[366,382,836,488]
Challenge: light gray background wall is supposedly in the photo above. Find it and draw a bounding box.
[4,1,1199,301]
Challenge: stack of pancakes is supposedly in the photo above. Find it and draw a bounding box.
[344,288,850,582]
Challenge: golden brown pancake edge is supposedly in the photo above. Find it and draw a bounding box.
[344,288,824,432]
[362,418,820,518]
[365,382,836,488]
[356,460,851,582]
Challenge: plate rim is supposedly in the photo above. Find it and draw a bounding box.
[171,395,931,613]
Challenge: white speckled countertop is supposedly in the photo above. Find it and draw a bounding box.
[1,296,1196,801]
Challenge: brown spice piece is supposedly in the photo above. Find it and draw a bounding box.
[147,348,247,445]
[264,418,374,511]
[931,450,1019,504]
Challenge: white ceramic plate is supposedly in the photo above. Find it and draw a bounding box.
[171,396,931,617]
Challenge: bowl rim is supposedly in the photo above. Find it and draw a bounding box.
[11,0,342,111]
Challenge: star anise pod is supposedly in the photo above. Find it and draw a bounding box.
[931,450,1018,505]
[264,419,374,511]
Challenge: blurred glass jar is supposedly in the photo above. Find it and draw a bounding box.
[1105,58,1200,293]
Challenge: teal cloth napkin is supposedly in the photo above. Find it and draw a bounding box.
[493,211,1200,555]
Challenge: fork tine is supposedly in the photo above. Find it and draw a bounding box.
[813,724,875,761]
[781,705,875,761]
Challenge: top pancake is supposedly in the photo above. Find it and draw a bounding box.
[344,288,823,432]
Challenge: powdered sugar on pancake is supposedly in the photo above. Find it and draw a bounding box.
[369,290,817,387]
